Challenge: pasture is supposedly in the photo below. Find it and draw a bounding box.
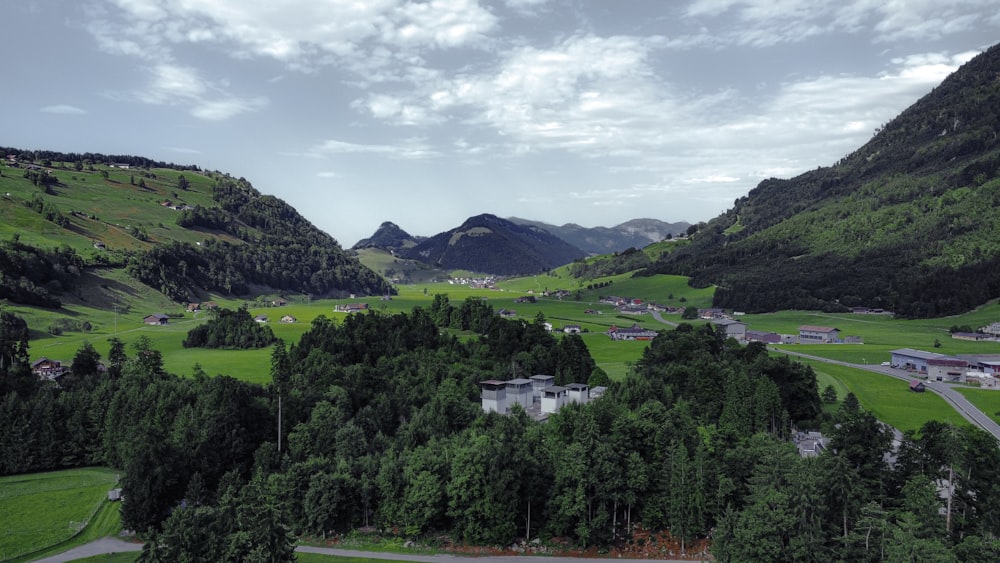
[792,358,969,432]
[0,467,121,562]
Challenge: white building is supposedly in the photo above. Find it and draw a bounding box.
[566,383,590,404]
[480,380,508,413]
[506,378,534,411]
[541,386,567,413]
[530,375,555,402]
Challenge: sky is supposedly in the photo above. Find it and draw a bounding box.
[4,1,1000,247]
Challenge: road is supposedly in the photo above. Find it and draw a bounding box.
[777,349,1000,441]
[31,541,696,563]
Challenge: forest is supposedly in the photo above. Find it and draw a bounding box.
[183,306,277,349]
[3,296,1000,561]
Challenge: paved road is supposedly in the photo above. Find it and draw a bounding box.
[301,546,700,563]
[777,349,1000,440]
[648,311,678,328]
[31,537,143,562]
[31,540,698,563]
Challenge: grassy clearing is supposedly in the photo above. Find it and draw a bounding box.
[0,467,121,562]
[955,388,1000,425]
[793,358,968,432]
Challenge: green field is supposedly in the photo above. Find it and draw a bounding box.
[793,358,969,432]
[956,388,1000,425]
[0,467,121,562]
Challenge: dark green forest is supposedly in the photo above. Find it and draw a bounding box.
[644,43,1000,318]
[183,307,277,349]
[3,299,1000,561]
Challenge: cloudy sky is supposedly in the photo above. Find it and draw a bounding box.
[4,1,1000,246]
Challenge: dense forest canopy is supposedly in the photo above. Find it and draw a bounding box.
[3,300,999,561]
[645,43,1000,318]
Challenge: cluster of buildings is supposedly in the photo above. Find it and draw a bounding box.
[889,349,1000,384]
[448,276,497,289]
[479,375,606,421]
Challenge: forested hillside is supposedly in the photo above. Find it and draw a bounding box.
[646,43,1000,318]
[5,299,997,560]
[0,149,390,305]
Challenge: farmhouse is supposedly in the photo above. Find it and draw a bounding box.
[952,332,990,341]
[607,323,658,341]
[143,313,169,325]
[31,357,65,379]
[254,315,268,323]
[563,324,582,334]
[280,315,297,323]
[798,325,840,343]
[186,303,200,313]
[272,298,288,307]
[335,303,369,313]
[712,318,747,340]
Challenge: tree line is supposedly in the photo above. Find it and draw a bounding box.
[3,299,1000,560]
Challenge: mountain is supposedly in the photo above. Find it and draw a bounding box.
[644,43,1000,318]
[352,221,425,253]
[508,217,689,254]
[401,213,586,275]
[0,148,391,305]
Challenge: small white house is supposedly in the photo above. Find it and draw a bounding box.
[566,383,590,404]
[541,386,567,413]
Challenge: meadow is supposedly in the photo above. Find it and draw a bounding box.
[793,358,969,432]
[0,467,121,562]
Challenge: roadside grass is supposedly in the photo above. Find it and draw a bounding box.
[0,467,121,562]
[792,358,968,432]
[955,388,1000,425]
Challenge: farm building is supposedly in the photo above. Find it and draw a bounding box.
[563,324,582,334]
[280,315,297,323]
[143,313,169,325]
[799,325,840,343]
[890,349,950,373]
[254,315,268,323]
[746,330,781,344]
[606,323,658,341]
[927,357,968,382]
[909,380,926,392]
[712,318,747,340]
[335,303,369,313]
[956,354,1000,376]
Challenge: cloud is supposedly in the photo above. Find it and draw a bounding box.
[683,0,996,46]
[40,104,87,115]
[124,64,266,120]
[88,0,497,73]
[307,138,441,160]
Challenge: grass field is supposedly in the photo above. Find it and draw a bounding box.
[0,467,121,562]
[792,357,969,432]
[956,388,1000,425]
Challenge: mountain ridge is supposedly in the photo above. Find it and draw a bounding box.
[645,43,1000,318]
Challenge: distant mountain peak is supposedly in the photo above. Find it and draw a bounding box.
[353,221,424,252]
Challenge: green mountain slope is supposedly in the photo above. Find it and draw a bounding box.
[646,43,1000,318]
[0,149,390,306]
